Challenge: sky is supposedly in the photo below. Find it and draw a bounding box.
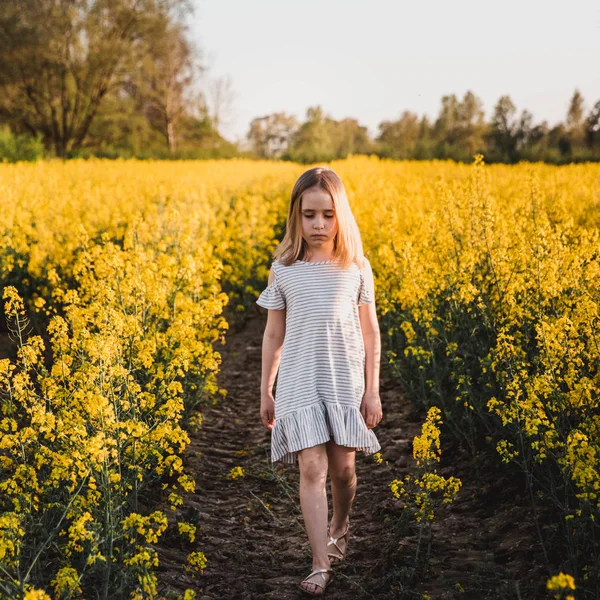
[188,0,600,144]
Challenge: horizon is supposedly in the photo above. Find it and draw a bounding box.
[189,0,600,144]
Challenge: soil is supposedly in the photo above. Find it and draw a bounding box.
[155,313,551,600]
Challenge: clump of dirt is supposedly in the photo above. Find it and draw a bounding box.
[154,313,549,599]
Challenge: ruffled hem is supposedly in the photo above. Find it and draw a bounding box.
[270,402,381,465]
[256,279,286,310]
[357,270,373,306]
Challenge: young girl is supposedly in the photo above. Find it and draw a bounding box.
[256,166,383,596]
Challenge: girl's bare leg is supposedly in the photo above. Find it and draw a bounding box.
[298,443,331,594]
[325,440,356,557]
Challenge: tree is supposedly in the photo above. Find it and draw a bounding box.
[432,91,486,159]
[287,106,335,163]
[136,14,197,152]
[456,90,486,156]
[515,109,534,151]
[206,75,236,139]
[566,89,585,134]
[0,0,193,157]
[84,89,164,156]
[330,118,373,158]
[490,95,518,161]
[377,110,420,159]
[247,112,299,158]
[549,123,570,156]
[564,88,587,156]
[584,100,600,151]
[433,94,460,145]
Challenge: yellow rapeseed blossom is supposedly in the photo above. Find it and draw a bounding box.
[122,512,168,545]
[390,407,461,524]
[0,512,24,570]
[1,158,301,596]
[23,590,52,600]
[51,566,82,598]
[2,156,599,595]
[178,474,196,494]
[227,466,245,480]
[177,521,197,543]
[547,572,576,600]
[412,407,442,466]
[187,551,208,575]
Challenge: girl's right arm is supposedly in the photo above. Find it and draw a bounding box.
[259,267,286,430]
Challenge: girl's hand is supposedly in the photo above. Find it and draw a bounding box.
[260,393,276,430]
[360,391,382,430]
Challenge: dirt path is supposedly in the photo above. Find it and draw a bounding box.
[156,314,547,599]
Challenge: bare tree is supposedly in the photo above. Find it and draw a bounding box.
[206,75,236,138]
[136,15,198,152]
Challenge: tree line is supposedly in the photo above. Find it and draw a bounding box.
[1,1,598,164]
[248,91,600,164]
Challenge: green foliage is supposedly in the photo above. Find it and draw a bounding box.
[0,126,45,162]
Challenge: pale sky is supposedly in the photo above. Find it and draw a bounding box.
[189,0,600,144]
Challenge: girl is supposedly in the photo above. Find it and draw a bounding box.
[256,166,383,596]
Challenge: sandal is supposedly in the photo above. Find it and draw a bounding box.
[327,521,350,564]
[299,568,334,596]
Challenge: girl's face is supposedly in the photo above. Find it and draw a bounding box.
[300,185,338,253]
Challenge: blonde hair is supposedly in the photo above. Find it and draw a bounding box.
[273,166,367,270]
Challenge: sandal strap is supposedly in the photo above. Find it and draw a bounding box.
[327,523,349,555]
[328,522,349,540]
[301,568,333,590]
[326,537,344,554]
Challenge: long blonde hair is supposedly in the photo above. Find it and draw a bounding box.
[273,166,367,270]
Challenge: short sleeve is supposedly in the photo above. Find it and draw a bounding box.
[256,273,286,310]
[357,262,374,306]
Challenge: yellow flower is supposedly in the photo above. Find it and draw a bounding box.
[187,551,208,574]
[178,521,197,543]
[23,590,52,600]
[52,566,82,598]
[227,466,245,480]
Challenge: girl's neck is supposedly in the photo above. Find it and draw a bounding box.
[304,242,335,262]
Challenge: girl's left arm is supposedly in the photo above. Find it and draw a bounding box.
[359,260,383,429]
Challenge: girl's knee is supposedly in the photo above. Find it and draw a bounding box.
[326,442,357,484]
[298,445,328,483]
[330,463,356,486]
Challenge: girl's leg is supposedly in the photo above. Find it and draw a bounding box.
[325,440,356,555]
[297,443,331,594]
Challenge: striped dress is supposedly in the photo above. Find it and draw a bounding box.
[256,256,381,465]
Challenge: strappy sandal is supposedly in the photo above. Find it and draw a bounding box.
[327,521,350,564]
[299,568,334,596]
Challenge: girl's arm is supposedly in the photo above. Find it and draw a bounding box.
[259,268,286,429]
[260,312,285,396]
[359,259,383,429]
